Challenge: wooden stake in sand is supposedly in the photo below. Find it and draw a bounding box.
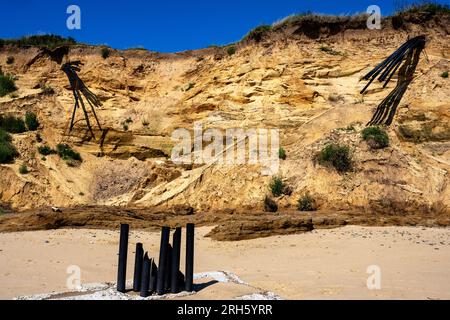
[117,224,129,293]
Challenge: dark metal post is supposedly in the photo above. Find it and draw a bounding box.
[156,226,170,295]
[170,227,182,293]
[149,259,158,293]
[117,224,129,293]
[133,243,144,292]
[140,253,151,298]
[165,244,173,291]
[185,223,195,292]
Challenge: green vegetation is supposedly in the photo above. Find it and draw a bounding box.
[340,124,356,132]
[6,56,14,65]
[397,1,450,14]
[244,25,272,42]
[226,46,236,56]
[0,35,76,49]
[141,118,149,127]
[0,68,17,97]
[0,129,18,164]
[41,84,55,95]
[272,11,366,29]
[441,71,449,78]
[297,193,317,211]
[317,144,352,173]
[25,112,39,131]
[38,145,56,156]
[0,115,26,133]
[101,47,110,59]
[0,129,12,143]
[56,144,82,166]
[269,176,285,197]
[362,126,389,149]
[264,196,278,213]
[279,147,287,160]
[19,164,29,174]
[186,83,195,91]
[320,46,342,56]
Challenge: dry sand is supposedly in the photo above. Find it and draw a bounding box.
[1,226,449,300]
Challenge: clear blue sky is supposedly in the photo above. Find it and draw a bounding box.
[0,0,448,52]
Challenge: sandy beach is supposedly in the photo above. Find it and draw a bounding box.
[1,225,449,300]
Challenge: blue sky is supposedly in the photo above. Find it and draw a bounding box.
[0,0,448,52]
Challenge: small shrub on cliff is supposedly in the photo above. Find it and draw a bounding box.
[279,147,287,160]
[244,25,272,42]
[38,145,56,156]
[441,71,449,78]
[101,47,110,59]
[0,129,18,164]
[19,164,29,174]
[41,84,55,95]
[264,196,278,213]
[0,115,26,133]
[317,144,352,173]
[297,193,317,212]
[226,46,236,56]
[6,56,14,65]
[0,72,17,97]
[0,143,17,164]
[362,126,389,149]
[320,46,342,56]
[269,176,285,197]
[25,111,39,131]
[56,144,82,165]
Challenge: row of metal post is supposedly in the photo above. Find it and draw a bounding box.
[117,223,195,297]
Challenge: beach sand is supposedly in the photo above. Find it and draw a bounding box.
[1,226,449,300]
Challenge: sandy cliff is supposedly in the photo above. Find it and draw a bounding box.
[0,13,449,216]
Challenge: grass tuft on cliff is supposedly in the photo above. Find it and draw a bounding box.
[0,68,17,97]
[269,176,285,197]
[25,112,39,131]
[0,34,76,49]
[0,129,18,164]
[396,1,450,14]
[362,126,389,149]
[56,144,82,166]
[243,25,272,42]
[0,115,26,133]
[317,144,352,173]
[297,193,317,211]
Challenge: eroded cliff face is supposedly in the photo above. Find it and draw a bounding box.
[0,14,449,214]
